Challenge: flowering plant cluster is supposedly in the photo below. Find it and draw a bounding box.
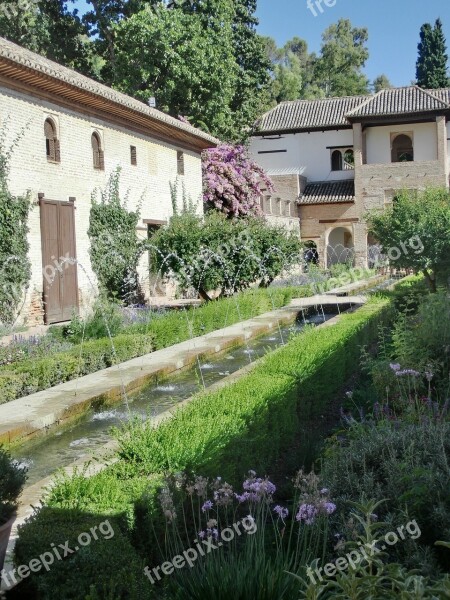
[0,334,72,366]
[202,144,274,218]
[156,469,336,550]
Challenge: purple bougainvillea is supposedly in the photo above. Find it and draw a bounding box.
[202,144,274,218]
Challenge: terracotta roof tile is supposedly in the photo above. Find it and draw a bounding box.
[255,86,450,134]
[255,96,367,133]
[299,180,355,205]
[346,86,450,119]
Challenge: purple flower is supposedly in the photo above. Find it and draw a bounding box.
[201,500,213,512]
[198,530,206,539]
[296,504,318,525]
[322,502,336,515]
[390,363,401,372]
[320,488,329,495]
[274,505,289,519]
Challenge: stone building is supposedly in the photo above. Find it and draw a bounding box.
[250,87,450,267]
[0,37,216,325]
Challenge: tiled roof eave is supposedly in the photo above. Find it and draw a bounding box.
[298,198,355,205]
[254,124,353,136]
[347,109,450,123]
[0,37,219,150]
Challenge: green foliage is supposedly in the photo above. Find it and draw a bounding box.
[391,291,450,391]
[88,168,145,303]
[14,506,153,600]
[0,1,99,78]
[416,18,449,89]
[0,123,32,327]
[0,333,154,403]
[322,422,450,571]
[367,188,450,291]
[296,500,450,599]
[373,74,392,92]
[150,211,302,299]
[63,298,124,343]
[264,18,370,105]
[314,19,370,97]
[112,4,237,139]
[0,447,27,524]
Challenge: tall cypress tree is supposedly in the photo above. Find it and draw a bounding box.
[416,18,449,88]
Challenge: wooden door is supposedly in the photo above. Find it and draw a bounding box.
[40,199,79,324]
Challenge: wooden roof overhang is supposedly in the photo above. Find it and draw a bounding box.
[0,57,217,154]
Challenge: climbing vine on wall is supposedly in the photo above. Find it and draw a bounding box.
[0,123,32,328]
[88,168,145,304]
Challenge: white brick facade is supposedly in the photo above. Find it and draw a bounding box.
[0,87,205,325]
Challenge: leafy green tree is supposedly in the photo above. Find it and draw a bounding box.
[416,18,449,88]
[373,74,392,93]
[367,188,450,292]
[112,4,237,138]
[0,0,98,78]
[314,19,370,97]
[228,0,271,140]
[150,211,301,300]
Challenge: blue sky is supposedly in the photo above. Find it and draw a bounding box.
[256,0,450,86]
[73,0,449,87]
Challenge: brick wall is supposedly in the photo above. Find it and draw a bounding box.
[0,85,204,325]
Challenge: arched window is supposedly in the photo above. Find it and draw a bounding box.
[343,149,354,169]
[44,118,60,162]
[391,134,414,163]
[331,150,343,171]
[91,132,104,170]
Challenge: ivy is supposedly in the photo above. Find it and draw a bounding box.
[0,121,32,328]
[87,168,145,304]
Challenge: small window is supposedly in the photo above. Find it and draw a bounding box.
[92,132,104,170]
[391,134,414,163]
[331,150,343,171]
[130,145,137,166]
[177,151,185,175]
[44,118,60,163]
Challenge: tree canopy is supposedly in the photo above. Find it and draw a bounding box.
[416,18,449,89]
[367,188,450,292]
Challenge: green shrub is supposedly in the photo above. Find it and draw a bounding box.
[63,298,124,343]
[296,500,450,599]
[14,507,153,600]
[0,333,154,402]
[321,421,450,571]
[0,447,27,524]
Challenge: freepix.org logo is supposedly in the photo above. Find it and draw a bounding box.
[307,0,337,17]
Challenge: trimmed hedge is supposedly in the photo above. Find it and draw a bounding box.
[0,286,311,404]
[0,334,155,405]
